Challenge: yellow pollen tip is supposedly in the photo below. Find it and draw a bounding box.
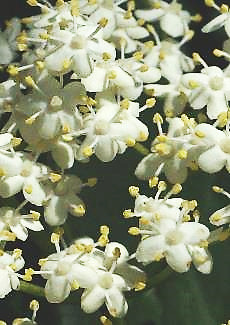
[138,131,148,141]
[146,98,156,108]
[23,268,34,281]
[24,185,33,194]
[38,258,48,266]
[123,209,134,218]
[13,248,22,258]
[139,217,150,225]
[128,186,139,197]
[126,138,136,147]
[49,172,62,183]
[153,113,163,124]
[102,52,111,61]
[199,240,209,248]
[51,232,60,244]
[195,130,205,138]
[132,51,144,61]
[7,65,19,77]
[212,185,223,193]
[144,40,154,48]
[71,280,80,290]
[107,70,117,79]
[0,321,7,325]
[220,4,229,13]
[154,252,164,261]
[149,176,159,188]
[191,13,202,22]
[100,315,112,325]
[24,76,36,88]
[171,183,182,194]
[177,149,188,160]
[158,180,167,191]
[87,177,98,187]
[82,146,93,157]
[11,137,22,147]
[192,52,202,62]
[138,18,145,26]
[26,0,38,6]
[134,281,146,291]
[213,49,224,57]
[62,59,72,70]
[128,227,140,235]
[25,116,36,125]
[29,300,39,311]
[100,225,109,236]
[120,99,130,109]
[29,210,40,221]
[98,234,109,246]
[210,213,221,222]
[139,64,149,72]
[204,0,215,7]
[217,112,228,127]
[188,80,199,89]
[56,0,65,6]
[73,204,85,216]
[71,0,80,16]
[154,143,171,156]
[98,17,108,27]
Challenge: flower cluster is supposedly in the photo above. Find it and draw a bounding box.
[0,0,229,323]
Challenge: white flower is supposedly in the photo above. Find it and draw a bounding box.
[0,156,48,206]
[135,0,191,38]
[202,11,230,37]
[182,66,230,119]
[0,207,43,241]
[0,250,25,298]
[44,174,84,226]
[210,187,230,226]
[0,18,21,64]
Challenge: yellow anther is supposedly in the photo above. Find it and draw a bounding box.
[49,172,62,183]
[195,130,205,138]
[153,113,163,124]
[107,70,117,79]
[71,0,80,16]
[98,17,108,27]
[171,183,182,194]
[159,50,166,60]
[137,18,145,26]
[0,321,7,325]
[146,24,155,34]
[144,40,154,48]
[194,254,206,264]
[98,234,109,246]
[126,138,136,147]
[188,80,199,89]
[220,4,229,13]
[79,105,90,114]
[17,43,28,51]
[124,10,133,19]
[132,51,144,61]
[212,185,223,193]
[38,258,47,266]
[149,176,159,188]
[82,146,93,157]
[87,177,97,187]
[21,17,34,24]
[0,230,16,241]
[11,137,22,147]
[62,134,73,142]
[192,52,202,62]
[71,280,80,290]
[156,135,167,142]
[138,131,148,141]
[185,30,195,40]
[188,200,198,210]
[129,186,139,197]
[24,76,36,88]
[13,248,22,258]
[0,168,6,177]
[134,281,146,291]
[199,240,209,248]
[120,98,130,109]
[128,0,135,11]
[113,247,121,258]
[154,143,171,156]
[152,1,161,8]
[213,48,224,57]
[123,209,134,218]
[128,227,140,235]
[74,243,86,252]
[100,225,109,235]
[88,0,97,4]
[84,244,93,253]
[177,149,188,160]
[29,300,39,311]
[191,13,202,22]
[139,64,149,72]
[10,263,17,271]
[154,252,164,261]
[51,232,60,244]
[218,112,228,127]
[158,180,167,191]
[7,65,19,77]
[24,185,33,194]
[86,97,97,106]
[73,204,85,216]
[29,210,40,221]
[210,213,222,223]
[62,124,71,134]
[102,52,111,61]
[182,214,191,222]
[39,32,50,40]
[100,315,112,325]
[56,0,65,6]
[26,0,38,6]
[25,115,36,125]
[23,268,34,281]
[35,60,45,71]
[204,0,215,7]
[146,98,156,108]
[62,59,72,70]
[181,114,190,125]
[188,160,199,171]
[139,217,150,225]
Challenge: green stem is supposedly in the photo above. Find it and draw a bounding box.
[113,318,127,325]
[19,280,45,298]
[133,143,150,156]
[147,266,173,288]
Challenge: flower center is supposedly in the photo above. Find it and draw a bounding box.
[50,96,63,108]
[70,35,86,49]
[99,273,113,289]
[209,76,224,91]
[165,229,184,245]
[220,137,230,153]
[20,161,33,177]
[56,261,71,275]
[94,119,110,135]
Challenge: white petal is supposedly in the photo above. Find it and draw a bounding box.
[95,136,118,162]
[106,288,128,318]
[37,113,61,139]
[44,196,68,226]
[81,286,105,313]
[224,17,230,37]
[0,269,11,298]
[202,14,228,33]
[136,235,166,264]
[0,153,22,177]
[136,67,161,83]
[165,244,192,273]
[70,264,97,288]
[178,222,210,244]
[10,223,28,241]
[126,26,149,39]
[0,33,13,64]
[188,246,213,274]
[81,67,106,92]
[45,276,71,303]
[209,205,230,226]
[207,91,228,119]
[23,178,46,206]
[135,9,164,22]
[198,146,226,173]
[52,141,74,169]
[160,13,184,37]
[72,50,92,78]
[0,175,24,198]
[135,154,164,180]
[164,158,188,184]
[20,219,44,232]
